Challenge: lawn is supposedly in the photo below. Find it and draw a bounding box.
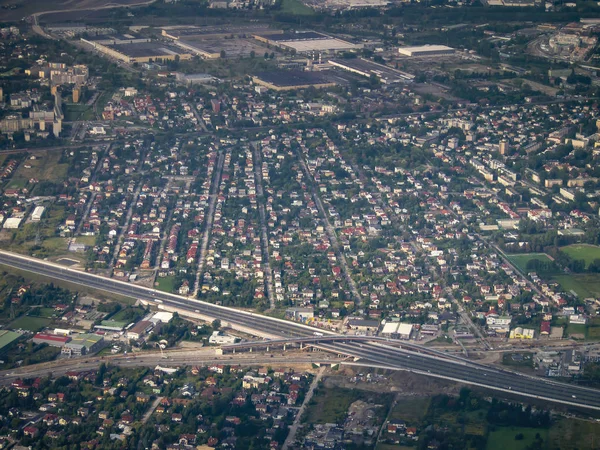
[63,104,94,122]
[9,315,51,332]
[111,306,145,323]
[506,253,554,273]
[155,276,176,293]
[486,427,548,450]
[560,244,600,269]
[389,397,430,425]
[553,273,600,299]
[279,0,315,15]
[36,307,56,318]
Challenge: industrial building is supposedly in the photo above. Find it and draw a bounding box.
[61,334,104,356]
[380,322,413,339]
[33,333,71,347]
[398,45,455,57]
[0,330,21,355]
[3,217,22,229]
[253,31,360,54]
[80,38,192,63]
[31,206,45,222]
[252,70,340,91]
[328,58,414,83]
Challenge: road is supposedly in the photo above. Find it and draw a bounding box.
[282,366,325,450]
[1,250,600,410]
[193,150,225,297]
[252,142,275,310]
[294,146,361,306]
[0,348,333,385]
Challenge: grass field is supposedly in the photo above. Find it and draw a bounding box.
[389,397,430,425]
[304,388,362,424]
[155,276,176,293]
[486,426,548,450]
[279,0,315,14]
[10,151,69,185]
[9,315,51,332]
[36,307,56,318]
[506,253,554,273]
[63,104,94,122]
[553,273,600,299]
[560,244,600,269]
[565,323,587,339]
[549,417,600,450]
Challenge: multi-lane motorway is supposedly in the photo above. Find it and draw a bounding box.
[1,249,600,410]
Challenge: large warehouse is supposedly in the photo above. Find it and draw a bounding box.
[398,45,455,57]
[253,70,341,91]
[254,31,360,54]
[329,58,414,83]
[81,39,192,63]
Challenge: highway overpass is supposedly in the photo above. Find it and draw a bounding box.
[1,249,600,411]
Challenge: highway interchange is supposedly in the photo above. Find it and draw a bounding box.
[1,249,600,411]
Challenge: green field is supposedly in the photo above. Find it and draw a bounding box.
[9,316,51,332]
[63,104,94,122]
[36,307,57,318]
[389,396,430,425]
[506,253,553,273]
[560,244,600,269]
[553,273,600,299]
[486,427,548,450]
[155,276,176,293]
[280,0,315,15]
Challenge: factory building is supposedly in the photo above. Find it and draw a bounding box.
[398,45,455,57]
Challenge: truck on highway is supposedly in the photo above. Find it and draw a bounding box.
[313,332,324,337]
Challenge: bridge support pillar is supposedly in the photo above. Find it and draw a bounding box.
[300,343,303,350]
[266,346,269,352]
[249,347,252,353]
[283,344,286,351]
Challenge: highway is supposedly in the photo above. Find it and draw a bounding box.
[0,349,333,385]
[1,249,600,410]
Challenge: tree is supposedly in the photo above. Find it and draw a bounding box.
[212,319,221,330]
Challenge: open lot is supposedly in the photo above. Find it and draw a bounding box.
[549,417,600,450]
[506,253,554,273]
[7,151,69,187]
[304,387,363,424]
[560,244,600,269]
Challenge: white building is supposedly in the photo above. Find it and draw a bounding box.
[3,217,22,229]
[398,45,455,57]
[208,331,238,345]
[31,206,45,222]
